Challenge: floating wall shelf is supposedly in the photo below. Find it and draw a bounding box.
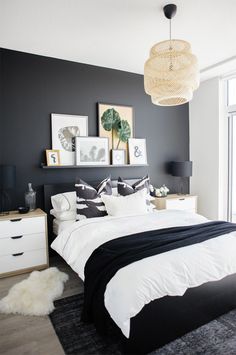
[41,164,149,169]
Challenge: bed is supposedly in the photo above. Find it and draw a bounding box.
[53,219,74,235]
[44,181,236,354]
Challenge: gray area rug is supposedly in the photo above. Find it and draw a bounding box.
[49,294,236,355]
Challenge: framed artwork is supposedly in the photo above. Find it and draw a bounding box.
[51,113,88,165]
[98,103,134,161]
[46,150,61,166]
[112,149,126,165]
[75,137,109,166]
[128,138,147,165]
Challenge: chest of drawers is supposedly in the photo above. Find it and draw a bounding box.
[0,209,48,278]
[152,194,197,213]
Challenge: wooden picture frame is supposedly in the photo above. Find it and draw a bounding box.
[46,150,61,166]
[98,103,134,161]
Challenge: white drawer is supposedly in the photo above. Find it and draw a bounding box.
[0,249,47,274]
[0,233,46,256]
[0,216,45,239]
[166,197,196,211]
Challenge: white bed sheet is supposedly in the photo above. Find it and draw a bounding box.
[51,210,236,338]
[53,219,75,235]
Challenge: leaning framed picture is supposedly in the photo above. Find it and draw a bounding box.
[51,113,88,165]
[46,150,61,166]
[128,138,148,165]
[98,103,134,161]
[75,137,109,166]
[112,149,126,165]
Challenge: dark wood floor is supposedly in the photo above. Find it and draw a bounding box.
[0,256,84,355]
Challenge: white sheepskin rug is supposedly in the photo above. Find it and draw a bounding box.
[0,267,68,316]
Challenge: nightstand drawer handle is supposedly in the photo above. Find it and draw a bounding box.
[11,235,23,239]
[10,218,22,222]
[12,252,24,257]
[179,198,185,201]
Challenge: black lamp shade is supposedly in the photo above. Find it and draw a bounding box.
[170,161,192,177]
[0,165,16,190]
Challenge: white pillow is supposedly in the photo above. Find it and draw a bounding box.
[101,190,148,217]
[50,209,76,221]
[112,187,118,196]
[51,191,76,212]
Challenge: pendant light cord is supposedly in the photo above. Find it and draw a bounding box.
[169,18,172,50]
[169,18,173,70]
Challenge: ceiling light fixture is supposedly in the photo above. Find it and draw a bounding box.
[144,4,199,106]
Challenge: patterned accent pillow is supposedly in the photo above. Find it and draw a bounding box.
[117,175,150,196]
[75,177,112,220]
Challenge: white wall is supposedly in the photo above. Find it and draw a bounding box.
[189,77,227,220]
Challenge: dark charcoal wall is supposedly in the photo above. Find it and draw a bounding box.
[0,48,189,209]
[0,50,3,165]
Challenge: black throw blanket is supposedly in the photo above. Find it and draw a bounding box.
[82,221,236,333]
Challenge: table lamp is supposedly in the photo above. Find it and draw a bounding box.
[170,161,192,195]
[0,165,16,215]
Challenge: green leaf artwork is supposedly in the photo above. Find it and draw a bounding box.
[116,119,131,149]
[101,107,131,150]
[101,108,121,131]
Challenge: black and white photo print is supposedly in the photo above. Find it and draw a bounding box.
[51,114,88,165]
[75,137,109,166]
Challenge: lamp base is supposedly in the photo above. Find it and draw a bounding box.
[0,190,12,216]
[177,177,188,195]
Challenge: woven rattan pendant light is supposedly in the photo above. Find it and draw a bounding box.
[144,4,199,106]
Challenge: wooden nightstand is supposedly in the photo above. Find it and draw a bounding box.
[152,194,197,213]
[0,208,49,278]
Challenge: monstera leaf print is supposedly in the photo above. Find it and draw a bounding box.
[58,126,80,152]
[101,108,121,148]
[101,108,121,131]
[116,120,131,149]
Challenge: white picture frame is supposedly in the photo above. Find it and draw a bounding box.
[112,149,126,165]
[128,138,147,165]
[75,137,109,166]
[51,113,88,165]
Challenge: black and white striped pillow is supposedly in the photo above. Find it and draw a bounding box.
[117,175,150,196]
[75,177,112,220]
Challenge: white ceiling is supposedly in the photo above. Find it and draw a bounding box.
[0,0,236,79]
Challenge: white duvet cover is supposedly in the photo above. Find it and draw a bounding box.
[51,210,236,338]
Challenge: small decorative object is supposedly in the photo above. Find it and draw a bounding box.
[98,103,134,160]
[25,183,36,211]
[144,4,199,106]
[75,137,109,166]
[170,161,192,195]
[128,138,147,165]
[51,114,88,165]
[112,149,126,165]
[46,150,61,166]
[18,206,29,214]
[155,185,170,197]
[0,165,16,215]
